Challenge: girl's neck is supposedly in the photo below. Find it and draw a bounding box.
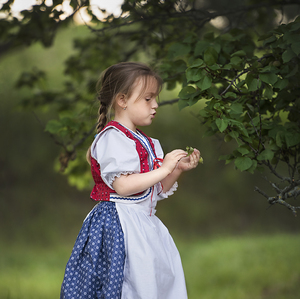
[113,118,137,133]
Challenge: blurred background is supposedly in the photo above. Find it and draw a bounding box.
[0,1,299,299]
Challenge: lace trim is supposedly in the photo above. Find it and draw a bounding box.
[161,181,178,198]
[105,171,137,188]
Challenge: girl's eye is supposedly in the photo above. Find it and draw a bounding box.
[145,98,151,101]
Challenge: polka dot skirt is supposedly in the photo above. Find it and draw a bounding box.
[60,202,125,299]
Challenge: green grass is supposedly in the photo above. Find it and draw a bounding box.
[0,245,70,299]
[0,234,299,299]
[179,234,300,299]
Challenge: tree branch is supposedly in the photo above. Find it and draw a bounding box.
[90,1,300,36]
[158,98,179,106]
[220,69,248,95]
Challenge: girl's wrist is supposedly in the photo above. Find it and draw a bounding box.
[159,166,172,177]
[174,166,183,175]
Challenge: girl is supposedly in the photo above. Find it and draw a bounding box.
[60,62,200,299]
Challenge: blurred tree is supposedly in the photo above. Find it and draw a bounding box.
[0,0,299,214]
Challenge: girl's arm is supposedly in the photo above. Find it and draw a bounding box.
[112,149,200,196]
[112,149,187,196]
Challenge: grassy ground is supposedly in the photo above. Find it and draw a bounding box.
[179,233,300,299]
[0,233,299,299]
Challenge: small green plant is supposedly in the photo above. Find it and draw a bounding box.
[186,146,204,164]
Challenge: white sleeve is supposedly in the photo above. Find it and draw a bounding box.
[152,138,178,199]
[91,128,140,189]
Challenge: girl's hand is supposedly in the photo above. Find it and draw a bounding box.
[177,148,201,172]
[161,149,187,174]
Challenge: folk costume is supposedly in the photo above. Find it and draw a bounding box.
[60,121,188,299]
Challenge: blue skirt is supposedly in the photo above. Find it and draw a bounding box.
[60,202,125,299]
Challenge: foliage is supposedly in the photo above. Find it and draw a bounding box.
[0,0,85,55]
[1,0,300,213]
[163,19,300,214]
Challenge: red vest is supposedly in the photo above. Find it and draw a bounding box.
[90,121,157,201]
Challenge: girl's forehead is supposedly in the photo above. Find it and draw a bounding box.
[135,76,159,95]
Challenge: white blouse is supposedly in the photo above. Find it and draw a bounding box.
[91,126,177,199]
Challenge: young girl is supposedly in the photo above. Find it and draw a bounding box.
[60,62,200,299]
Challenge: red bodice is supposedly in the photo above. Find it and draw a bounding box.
[90,121,157,201]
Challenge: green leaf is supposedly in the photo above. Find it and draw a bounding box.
[186,68,203,82]
[178,99,189,110]
[194,40,210,56]
[178,86,196,99]
[291,42,300,55]
[257,149,274,161]
[259,73,278,85]
[237,147,250,156]
[286,65,298,78]
[45,120,63,134]
[251,115,260,126]
[246,103,254,113]
[196,75,212,91]
[258,33,273,41]
[276,132,283,147]
[223,92,237,99]
[247,160,258,174]
[282,48,296,63]
[216,118,229,132]
[199,109,209,117]
[223,64,232,70]
[219,154,232,161]
[230,56,242,66]
[263,84,273,100]
[291,21,300,31]
[263,35,277,46]
[230,103,243,114]
[209,64,221,71]
[189,59,205,68]
[204,47,218,66]
[228,130,243,146]
[168,43,191,58]
[273,78,288,90]
[229,130,239,139]
[260,65,273,73]
[210,86,221,100]
[246,73,259,91]
[230,119,249,137]
[235,157,253,171]
[188,97,199,106]
[285,131,300,148]
[231,50,246,57]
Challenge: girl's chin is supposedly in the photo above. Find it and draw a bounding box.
[137,120,153,127]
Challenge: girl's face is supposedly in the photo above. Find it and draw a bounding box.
[122,76,159,131]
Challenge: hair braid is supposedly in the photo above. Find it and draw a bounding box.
[96,100,108,134]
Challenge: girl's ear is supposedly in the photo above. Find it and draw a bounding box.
[115,93,127,110]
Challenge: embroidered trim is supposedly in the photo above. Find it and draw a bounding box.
[90,121,156,201]
[131,131,157,170]
[110,188,152,203]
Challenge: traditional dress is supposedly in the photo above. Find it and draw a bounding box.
[60,121,188,299]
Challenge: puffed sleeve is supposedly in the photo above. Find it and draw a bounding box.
[91,128,140,189]
[152,138,178,199]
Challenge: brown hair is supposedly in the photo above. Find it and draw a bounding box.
[86,62,163,163]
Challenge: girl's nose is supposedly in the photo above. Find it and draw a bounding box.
[153,99,158,108]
